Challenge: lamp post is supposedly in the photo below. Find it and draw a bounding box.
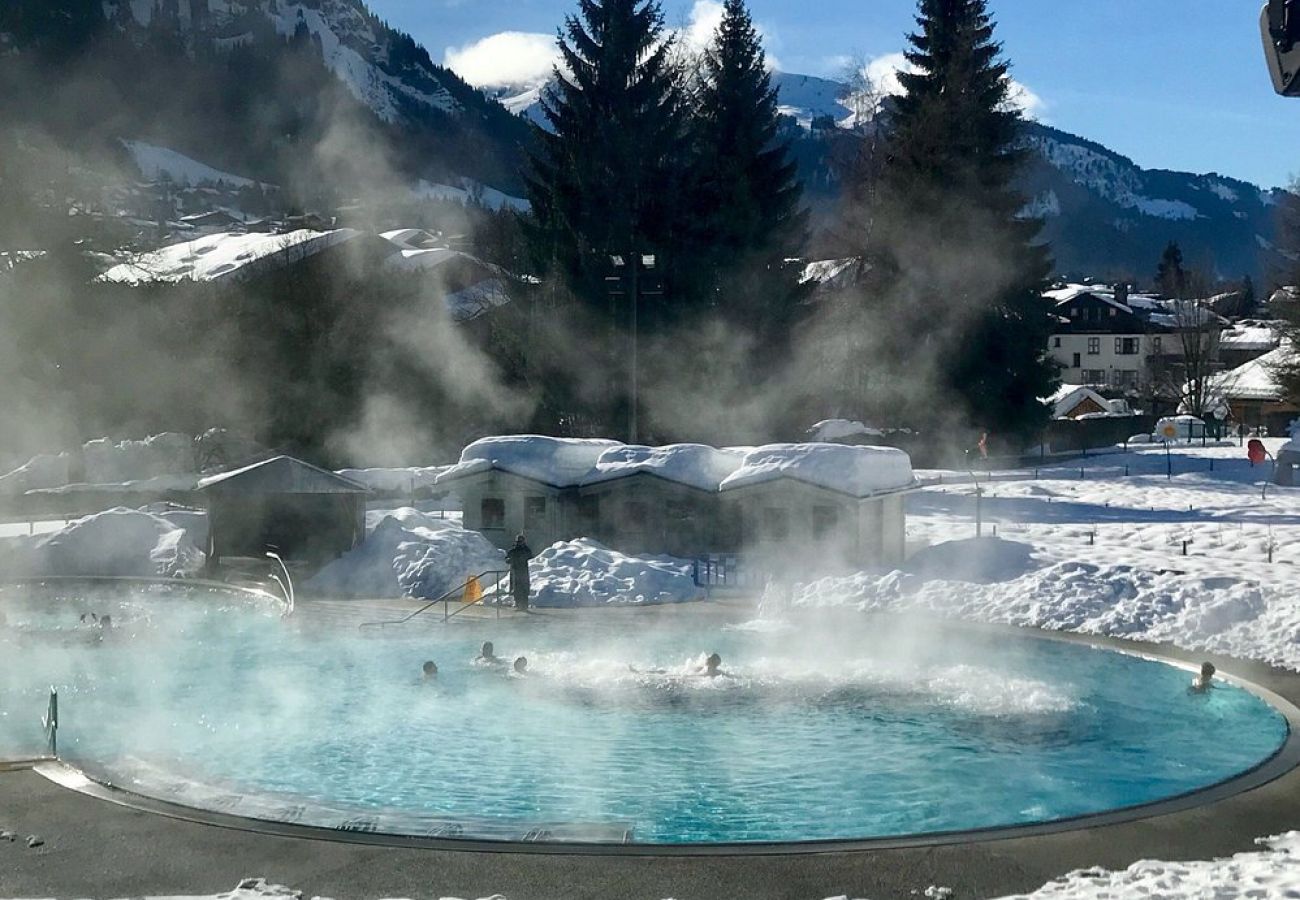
[607,253,659,444]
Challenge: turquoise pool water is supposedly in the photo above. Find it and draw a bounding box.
[0,583,1288,844]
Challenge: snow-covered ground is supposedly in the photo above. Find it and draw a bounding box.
[793,439,1300,670]
[530,538,701,607]
[0,507,205,578]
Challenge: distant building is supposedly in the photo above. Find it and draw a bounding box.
[1042,384,1133,420]
[1046,284,1225,396]
[435,437,919,567]
[198,456,370,565]
[1218,320,1282,369]
[1205,343,1299,435]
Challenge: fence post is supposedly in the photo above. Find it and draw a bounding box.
[42,687,58,757]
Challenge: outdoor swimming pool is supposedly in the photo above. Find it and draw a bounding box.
[0,582,1289,845]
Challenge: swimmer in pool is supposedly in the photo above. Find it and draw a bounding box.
[513,656,528,675]
[700,652,726,678]
[99,615,112,631]
[1191,661,1216,693]
[422,660,438,680]
[475,641,501,665]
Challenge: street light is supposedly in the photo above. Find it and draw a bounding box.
[607,252,661,444]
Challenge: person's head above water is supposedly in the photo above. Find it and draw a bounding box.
[480,641,495,659]
[514,656,528,674]
[1201,661,1216,681]
[422,660,438,678]
[705,652,722,675]
[100,615,112,629]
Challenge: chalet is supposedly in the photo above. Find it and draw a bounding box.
[1046,284,1225,395]
[1043,385,1133,420]
[435,437,919,567]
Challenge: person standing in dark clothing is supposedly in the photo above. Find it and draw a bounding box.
[507,534,533,612]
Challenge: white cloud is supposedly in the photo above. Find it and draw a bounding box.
[861,51,1047,120]
[443,32,558,90]
[677,1,781,68]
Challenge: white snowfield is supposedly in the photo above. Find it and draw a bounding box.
[122,140,258,188]
[806,418,885,441]
[437,436,917,497]
[0,434,198,496]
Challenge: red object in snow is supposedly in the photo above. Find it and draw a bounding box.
[1248,439,1268,465]
[977,432,989,459]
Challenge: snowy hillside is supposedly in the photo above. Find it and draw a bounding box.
[111,0,460,125]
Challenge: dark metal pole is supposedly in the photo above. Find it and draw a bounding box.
[629,252,639,444]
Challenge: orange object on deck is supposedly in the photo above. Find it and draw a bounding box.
[462,575,483,605]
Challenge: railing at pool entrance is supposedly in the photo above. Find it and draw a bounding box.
[359,569,511,628]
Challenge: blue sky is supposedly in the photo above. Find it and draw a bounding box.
[369,0,1300,188]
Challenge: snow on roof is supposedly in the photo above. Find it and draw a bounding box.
[198,455,370,494]
[97,230,364,284]
[1220,322,1281,350]
[806,419,886,442]
[435,436,623,488]
[800,258,858,286]
[718,443,916,498]
[1208,344,1294,401]
[582,444,746,491]
[380,229,444,251]
[1043,385,1123,419]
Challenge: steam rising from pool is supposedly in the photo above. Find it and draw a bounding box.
[0,584,1287,844]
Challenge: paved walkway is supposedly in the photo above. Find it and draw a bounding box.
[4,618,1300,899]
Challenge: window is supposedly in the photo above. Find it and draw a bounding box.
[1087,337,1100,355]
[1070,308,1079,318]
[1053,337,1061,348]
[623,500,648,525]
[812,505,840,539]
[762,507,789,541]
[1115,337,1140,355]
[1153,336,1163,355]
[524,496,546,532]
[1083,369,1106,384]
[1072,352,1081,368]
[1120,370,1140,388]
[666,500,691,522]
[578,495,600,529]
[480,498,505,530]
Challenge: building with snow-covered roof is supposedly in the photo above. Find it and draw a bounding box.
[1047,284,1225,398]
[1205,343,1299,435]
[1041,384,1133,420]
[1218,320,1282,369]
[96,229,391,285]
[436,437,918,565]
[435,436,621,550]
[199,455,370,566]
[717,444,917,566]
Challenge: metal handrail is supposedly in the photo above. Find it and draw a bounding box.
[443,571,509,623]
[359,570,508,628]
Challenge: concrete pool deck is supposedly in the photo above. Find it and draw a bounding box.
[4,600,1300,899]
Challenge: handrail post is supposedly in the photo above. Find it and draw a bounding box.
[42,687,58,757]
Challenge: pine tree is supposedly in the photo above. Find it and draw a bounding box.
[863,0,1057,441]
[1155,241,1188,298]
[1272,187,1300,405]
[524,0,691,327]
[694,0,808,359]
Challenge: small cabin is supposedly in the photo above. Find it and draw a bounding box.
[198,455,369,565]
[436,437,917,566]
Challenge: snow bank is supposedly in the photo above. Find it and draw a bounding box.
[528,538,702,607]
[826,832,1300,899]
[720,443,916,496]
[97,230,362,285]
[437,435,622,487]
[584,444,745,491]
[0,508,205,578]
[794,547,1300,669]
[305,512,503,600]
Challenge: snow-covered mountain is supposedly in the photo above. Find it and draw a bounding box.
[107,0,462,126]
